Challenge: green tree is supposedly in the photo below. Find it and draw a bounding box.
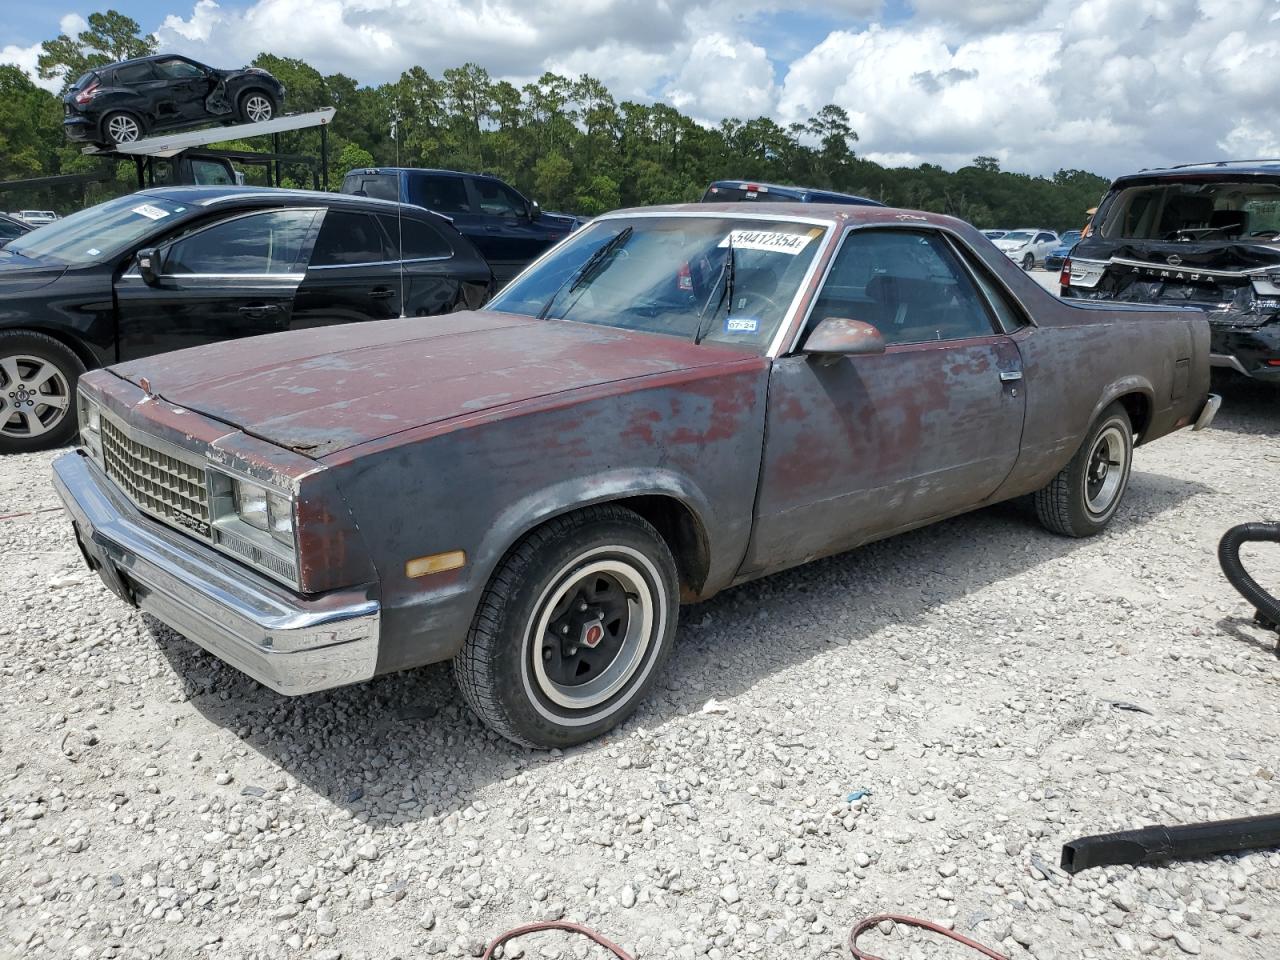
[38,10,156,91]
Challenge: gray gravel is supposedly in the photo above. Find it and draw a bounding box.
[1,376,1278,960]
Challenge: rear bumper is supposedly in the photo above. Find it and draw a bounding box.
[61,115,95,141]
[1210,324,1280,381]
[52,450,380,695]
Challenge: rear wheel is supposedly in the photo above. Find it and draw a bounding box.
[0,331,85,454]
[102,111,143,144]
[454,505,679,748]
[238,91,277,124]
[1035,403,1133,537]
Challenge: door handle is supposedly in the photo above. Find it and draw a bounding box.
[238,303,281,318]
[369,288,396,300]
[999,370,1023,382]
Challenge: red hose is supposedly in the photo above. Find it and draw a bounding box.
[480,920,635,960]
[848,914,1009,960]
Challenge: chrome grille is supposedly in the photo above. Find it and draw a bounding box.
[101,416,211,538]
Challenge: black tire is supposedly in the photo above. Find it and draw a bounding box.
[0,330,86,455]
[238,90,277,124]
[1035,403,1133,537]
[101,111,145,144]
[454,504,679,748]
[1021,253,1035,271]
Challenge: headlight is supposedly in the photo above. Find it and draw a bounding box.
[208,470,299,584]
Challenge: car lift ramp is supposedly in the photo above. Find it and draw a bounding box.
[82,107,336,190]
[81,107,335,158]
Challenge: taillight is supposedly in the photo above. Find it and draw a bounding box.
[74,81,100,105]
[1059,257,1072,287]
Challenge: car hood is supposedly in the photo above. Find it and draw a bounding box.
[111,310,757,458]
[0,250,69,292]
[994,238,1030,250]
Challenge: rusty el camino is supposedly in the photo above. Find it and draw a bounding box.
[53,204,1221,746]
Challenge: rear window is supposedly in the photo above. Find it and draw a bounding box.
[340,172,400,203]
[1097,179,1280,241]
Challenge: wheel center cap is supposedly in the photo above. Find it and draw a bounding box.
[580,620,605,649]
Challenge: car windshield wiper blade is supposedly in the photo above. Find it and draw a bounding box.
[693,236,734,345]
[536,226,633,320]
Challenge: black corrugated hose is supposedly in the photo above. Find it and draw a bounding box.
[1218,522,1280,631]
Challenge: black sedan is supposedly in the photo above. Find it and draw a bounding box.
[63,55,286,145]
[0,187,493,453]
[0,213,32,246]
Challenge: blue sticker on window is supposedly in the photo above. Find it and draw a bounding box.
[725,316,759,334]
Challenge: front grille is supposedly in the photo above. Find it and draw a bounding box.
[101,417,211,538]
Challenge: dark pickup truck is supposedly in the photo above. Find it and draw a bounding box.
[55,202,1218,749]
[1063,160,1280,382]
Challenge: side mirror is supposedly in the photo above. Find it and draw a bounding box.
[135,247,161,285]
[802,317,886,359]
[527,199,541,220]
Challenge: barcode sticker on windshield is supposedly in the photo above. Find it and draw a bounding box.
[132,204,170,221]
[719,230,814,255]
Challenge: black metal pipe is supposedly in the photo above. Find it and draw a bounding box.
[1061,814,1280,874]
[1219,522,1280,630]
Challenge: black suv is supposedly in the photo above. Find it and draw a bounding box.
[340,168,582,284]
[0,187,492,453]
[1063,160,1280,382]
[63,55,286,146]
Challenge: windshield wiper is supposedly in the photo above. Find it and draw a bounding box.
[693,236,735,345]
[536,226,633,320]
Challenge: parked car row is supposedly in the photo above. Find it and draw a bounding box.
[42,192,1218,747]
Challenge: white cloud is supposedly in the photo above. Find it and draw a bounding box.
[0,41,58,91]
[5,0,1279,176]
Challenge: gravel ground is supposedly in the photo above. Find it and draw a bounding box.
[1,376,1278,960]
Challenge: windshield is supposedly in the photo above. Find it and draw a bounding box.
[488,215,826,351]
[1001,231,1034,242]
[1097,179,1280,242]
[5,195,186,265]
[701,184,795,203]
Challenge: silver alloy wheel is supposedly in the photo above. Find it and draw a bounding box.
[1083,424,1128,516]
[106,114,141,143]
[524,547,663,718]
[1022,252,1034,271]
[0,354,71,439]
[244,95,273,123]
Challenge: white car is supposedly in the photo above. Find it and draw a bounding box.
[16,210,58,226]
[994,228,1059,270]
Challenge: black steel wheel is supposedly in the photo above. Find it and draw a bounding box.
[454,504,679,748]
[1035,402,1134,537]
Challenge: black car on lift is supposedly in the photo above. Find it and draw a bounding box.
[0,187,492,453]
[62,55,286,146]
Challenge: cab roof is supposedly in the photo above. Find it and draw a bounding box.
[1116,159,1280,184]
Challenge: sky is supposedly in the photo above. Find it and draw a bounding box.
[4,0,1280,178]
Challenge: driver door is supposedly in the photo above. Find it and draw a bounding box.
[152,58,213,121]
[740,227,1027,577]
[115,208,320,360]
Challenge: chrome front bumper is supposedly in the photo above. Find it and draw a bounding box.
[52,450,380,695]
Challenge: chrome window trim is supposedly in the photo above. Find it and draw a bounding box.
[785,222,1040,355]
[942,233,1032,333]
[306,254,451,271]
[121,272,305,281]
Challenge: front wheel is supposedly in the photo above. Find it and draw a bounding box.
[1035,403,1133,537]
[1021,253,1035,271]
[238,91,277,124]
[454,505,679,748]
[0,330,85,454]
